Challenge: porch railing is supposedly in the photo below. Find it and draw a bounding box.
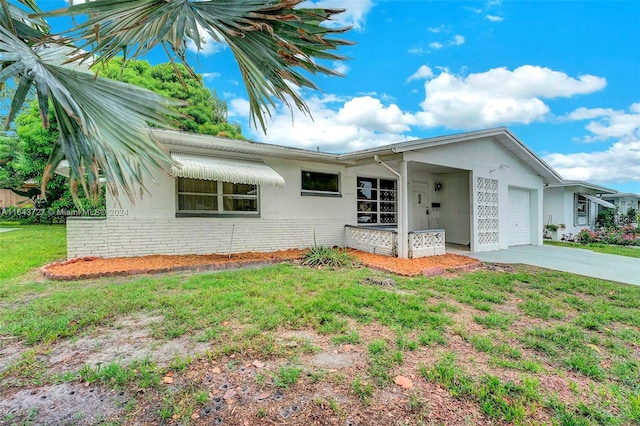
[345,226,446,258]
[409,229,446,258]
[345,225,396,256]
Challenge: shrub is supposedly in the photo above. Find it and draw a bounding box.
[621,207,638,226]
[596,209,616,229]
[302,246,356,269]
[575,228,597,244]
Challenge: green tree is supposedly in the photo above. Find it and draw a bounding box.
[1,59,245,206]
[0,0,350,201]
[97,59,243,138]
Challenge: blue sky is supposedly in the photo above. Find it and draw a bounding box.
[54,1,640,192]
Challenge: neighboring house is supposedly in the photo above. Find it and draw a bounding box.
[66,127,562,259]
[543,181,617,239]
[601,193,640,218]
[0,188,31,208]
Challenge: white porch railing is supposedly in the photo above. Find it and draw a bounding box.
[408,229,446,258]
[345,226,446,258]
[345,225,396,256]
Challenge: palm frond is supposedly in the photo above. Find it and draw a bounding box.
[0,26,182,201]
[39,0,353,131]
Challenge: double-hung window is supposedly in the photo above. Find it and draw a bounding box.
[177,177,258,214]
[357,177,397,224]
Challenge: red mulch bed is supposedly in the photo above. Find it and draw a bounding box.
[349,250,479,276]
[41,249,479,280]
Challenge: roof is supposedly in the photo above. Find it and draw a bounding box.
[546,180,618,194]
[152,127,563,183]
[601,192,640,199]
[153,129,346,165]
[339,127,562,183]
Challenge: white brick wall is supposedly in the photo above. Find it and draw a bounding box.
[67,217,346,258]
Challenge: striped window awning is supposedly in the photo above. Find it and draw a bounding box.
[580,193,615,209]
[170,152,285,187]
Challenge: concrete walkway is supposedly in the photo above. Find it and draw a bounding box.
[0,228,19,233]
[467,245,640,286]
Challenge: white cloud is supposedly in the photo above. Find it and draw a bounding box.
[202,72,221,81]
[336,96,416,133]
[486,14,504,22]
[415,65,607,129]
[228,98,251,119]
[544,103,640,184]
[428,35,465,51]
[186,25,227,56]
[428,25,449,33]
[406,65,434,83]
[450,35,465,46]
[408,47,427,55]
[544,141,640,184]
[565,104,640,142]
[231,94,413,152]
[229,64,612,162]
[300,0,374,31]
[333,61,350,76]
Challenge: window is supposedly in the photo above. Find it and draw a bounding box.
[574,194,589,226]
[177,177,258,214]
[357,177,397,224]
[301,170,340,195]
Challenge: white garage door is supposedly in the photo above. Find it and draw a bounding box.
[508,187,531,246]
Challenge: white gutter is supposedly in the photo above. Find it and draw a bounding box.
[374,155,408,258]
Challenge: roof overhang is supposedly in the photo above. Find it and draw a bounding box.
[546,180,617,194]
[170,152,285,187]
[338,128,563,184]
[581,193,616,208]
[153,127,563,184]
[153,129,348,165]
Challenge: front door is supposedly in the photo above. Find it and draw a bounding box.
[412,182,429,230]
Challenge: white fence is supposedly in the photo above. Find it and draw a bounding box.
[345,226,446,258]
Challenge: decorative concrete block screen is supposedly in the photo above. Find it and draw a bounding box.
[345,225,396,256]
[477,177,499,245]
[408,229,445,258]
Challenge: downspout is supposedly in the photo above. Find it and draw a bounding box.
[374,155,408,258]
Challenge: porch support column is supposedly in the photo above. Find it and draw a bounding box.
[398,160,409,258]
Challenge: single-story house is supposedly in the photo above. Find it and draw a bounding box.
[543,181,617,240]
[66,127,563,259]
[0,189,31,208]
[601,193,640,217]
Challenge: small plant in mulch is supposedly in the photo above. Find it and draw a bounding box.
[301,246,357,269]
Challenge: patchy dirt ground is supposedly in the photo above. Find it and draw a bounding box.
[41,249,479,280]
[1,313,511,425]
[4,255,625,425]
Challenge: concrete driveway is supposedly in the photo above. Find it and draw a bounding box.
[467,245,640,286]
[0,228,19,233]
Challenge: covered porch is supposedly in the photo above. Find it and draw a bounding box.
[345,159,471,258]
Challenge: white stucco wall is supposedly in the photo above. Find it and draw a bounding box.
[544,186,608,238]
[543,186,565,228]
[68,152,399,258]
[67,136,550,258]
[405,138,545,251]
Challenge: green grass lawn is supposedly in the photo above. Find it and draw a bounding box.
[1,226,639,425]
[0,224,66,280]
[544,239,640,258]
